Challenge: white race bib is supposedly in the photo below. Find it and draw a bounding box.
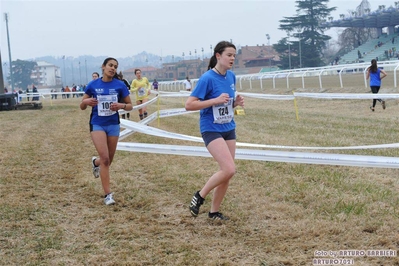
[97,95,117,116]
[138,87,146,97]
[212,98,234,124]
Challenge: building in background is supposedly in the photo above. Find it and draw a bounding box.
[123,45,278,82]
[31,61,62,88]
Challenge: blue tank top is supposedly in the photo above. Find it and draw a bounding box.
[84,78,130,126]
[190,69,236,133]
[369,68,381,87]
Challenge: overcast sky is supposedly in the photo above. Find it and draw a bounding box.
[0,0,396,61]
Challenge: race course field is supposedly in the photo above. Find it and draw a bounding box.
[1,78,399,265]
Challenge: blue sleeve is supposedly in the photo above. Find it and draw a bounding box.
[191,73,210,100]
[85,81,94,97]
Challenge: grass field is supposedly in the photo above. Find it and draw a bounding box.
[1,76,399,265]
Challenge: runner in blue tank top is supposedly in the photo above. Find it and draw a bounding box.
[80,57,133,205]
[366,59,387,111]
[186,41,245,221]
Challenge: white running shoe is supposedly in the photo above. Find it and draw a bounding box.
[91,156,100,178]
[104,193,115,205]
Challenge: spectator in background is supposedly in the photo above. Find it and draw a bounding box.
[32,84,39,101]
[65,85,71,98]
[76,85,80,98]
[72,85,77,98]
[18,89,23,102]
[26,87,30,101]
[183,76,192,91]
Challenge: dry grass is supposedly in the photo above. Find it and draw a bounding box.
[1,75,399,265]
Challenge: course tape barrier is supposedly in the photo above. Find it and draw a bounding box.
[16,88,386,168]
[113,90,399,168]
[117,142,399,169]
[239,92,295,100]
[293,92,399,99]
[119,112,399,150]
[239,92,399,100]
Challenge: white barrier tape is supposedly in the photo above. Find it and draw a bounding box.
[131,96,158,110]
[19,92,85,99]
[155,108,198,118]
[118,96,159,115]
[119,108,199,140]
[235,142,399,150]
[119,112,158,140]
[239,92,295,100]
[157,91,183,94]
[294,92,399,99]
[156,92,190,98]
[120,113,399,150]
[120,115,203,143]
[116,142,399,168]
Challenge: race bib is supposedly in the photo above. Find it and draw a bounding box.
[97,95,117,116]
[138,87,146,97]
[212,98,234,124]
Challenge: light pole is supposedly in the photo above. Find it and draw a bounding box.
[189,51,192,60]
[2,62,8,91]
[298,30,302,68]
[287,33,291,70]
[201,47,204,60]
[265,34,270,45]
[194,49,197,59]
[266,34,271,68]
[210,44,213,57]
[182,52,185,60]
[4,13,14,92]
[62,56,66,85]
[71,62,74,84]
[0,53,5,94]
[79,61,82,84]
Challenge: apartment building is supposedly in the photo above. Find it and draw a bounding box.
[31,61,62,87]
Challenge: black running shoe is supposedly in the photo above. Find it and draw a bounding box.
[208,212,229,221]
[189,190,204,217]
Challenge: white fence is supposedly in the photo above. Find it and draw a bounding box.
[158,60,399,91]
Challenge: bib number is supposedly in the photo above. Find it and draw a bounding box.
[97,95,117,116]
[138,87,146,97]
[212,98,234,124]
